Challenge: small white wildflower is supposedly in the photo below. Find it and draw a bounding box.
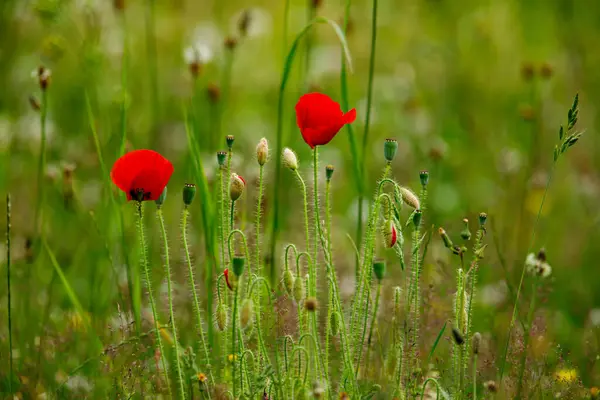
[184,43,213,66]
[525,250,552,278]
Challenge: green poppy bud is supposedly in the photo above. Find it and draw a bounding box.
[232,255,245,276]
[155,187,167,207]
[384,138,398,162]
[373,259,386,280]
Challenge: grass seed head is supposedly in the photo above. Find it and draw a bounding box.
[29,95,40,111]
[540,62,553,79]
[207,83,221,103]
[521,62,535,81]
[484,380,498,393]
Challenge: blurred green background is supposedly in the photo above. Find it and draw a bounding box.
[1,0,600,396]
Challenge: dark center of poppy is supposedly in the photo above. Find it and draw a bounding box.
[130,188,151,202]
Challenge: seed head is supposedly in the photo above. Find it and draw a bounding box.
[232,255,245,276]
[256,137,269,166]
[305,297,318,312]
[384,138,398,162]
[452,327,465,346]
[472,332,482,355]
[283,269,295,296]
[217,151,227,167]
[525,249,552,278]
[155,187,167,207]
[325,165,334,181]
[34,66,52,90]
[383,219,397,248]
[373,259,386,281]
[339,393,349,400]
[484,380,497,393]
[399,187,420,210]
[183,183,196,206]
[412,210,422,228]
[215,303,229,331]
[478,212,487,226]
[591,387,600,399]
[226,135,235,149]
[419,170,429,187]
[229,173,245,201]
[293,276,304,303]
[282,148,298,171]
[113,0,125,11]
[460,218,471,241]
[240,299,254,329]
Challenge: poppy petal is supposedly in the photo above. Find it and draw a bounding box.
[342,108,357,124]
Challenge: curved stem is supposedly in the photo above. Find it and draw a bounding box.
[157,208,186,399]
[230,200,235,232]
[137,202,171,398]
[419,378,441,400]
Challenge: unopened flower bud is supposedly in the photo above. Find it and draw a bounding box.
[325,165,334,181]
[384,139,398,162]
[439,227,453,249]
[224,269,234,291]
[283,269,295,296]
[230,173,245,201]
[399,187,420,210]
[256,138,269,166]
[240,299,253,329]
[419,170,429,187]
[226,135,235,149]
[478,212,487,226]
[232,255,245,276]
[330,311,340,336]
[183,184,196,206]
[472,332,482,355]
[383,220,397,248]
[412,210,422,228]
[155,187,167,207]
[460,218,471,241]
[282,148,298,171]
[373,259,386,281]
[452,327,465,345]
[217,151,227,167]
[216,303,229,331]
[305,297,318,312]
[293,276,304,303]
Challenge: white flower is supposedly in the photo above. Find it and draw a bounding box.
[525,252,552,278]
[184,43,213,65]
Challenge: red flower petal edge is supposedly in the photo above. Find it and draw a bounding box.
[110,149,174,201]
[295,92,356,148]
[224,268,233,291]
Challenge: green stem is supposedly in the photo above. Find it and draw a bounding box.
[324,178,332,383]
[219,167,226,269]
[230,200,235,233]
[515,279,540,399]
[361,0,378,167]
[295,169,311,254]
[364,281,382,378]
[34,88,48,237]
[473,354,478,400]
[232,285,239,398]
[311,147,325,383]
[6,194,13,395]
[136,202,171,398]
[157,208,186,399]
[118,10,128,157]
[255,165,264,277]
[182,208,213,391]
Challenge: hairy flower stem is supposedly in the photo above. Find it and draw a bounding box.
[473,352,478,400]
[231,284,240,398]
[182,208,213,391]
[157,208,186,399]
[6,195,13,395]
[33,88,48,238]
[515,279,540,399]
[255,165,264,278]
[324,178,333,382]
[136,202,171,398]
[364,281,382,378]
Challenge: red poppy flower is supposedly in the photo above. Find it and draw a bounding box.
[295,92,356,148]
[110,149,174,202]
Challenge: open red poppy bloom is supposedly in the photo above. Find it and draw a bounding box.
[295,92,356,148]
[110,149,174,202]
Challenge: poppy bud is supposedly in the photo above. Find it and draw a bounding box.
[226,135,235,149]
[155,187,167,207]
[183,183,196,206]
[472,332,482,355]
[215,303,229,331]
[232,255,245,276]
[305,297,318,312]
[325,165,334,181]
[293,276,304,303]
[217,151,227,167]
[224,269,234,291]
[256,137,269,166]
[460,218,471,241]
[383,219,397,248]
[282,148,298,171]
[478,212,487,227]
[452,327,464,345]
[384,138,398,162]
[438,227,453,249]
[419,170,429,187]
[373,259,386,281]
[283,269,295,296]
[412,210,422,228]
[399,187,421,210]
[330,311,340,336]
[240,299,253,329]
[229,173,245,201]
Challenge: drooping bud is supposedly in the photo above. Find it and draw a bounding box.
[256,137,269,166]
[439,227,453,249]
[478,212,487,226]
[330,311,340,336]
[223,269,234,291]
[373,259,386,281]
[226,135,235,149]
[283,269,295,296]
[452,327,465,346]
[155,187,167,207]
[460,218,471,241]
[399,187,421,210]
[472,332,482,355]
[383,220,397,248]
[183,184,196,206]
[384,138,398,162]
[229,173,246,201]
[419,170,429,187]
[240,299,254,329]
[412,210,422,228]
[282,148,298,171]
[217,151,227,167]
[293,275,304,303]
[304,297,318,312]
[232,255,245,276]
[325,165,334,181]
[215,303,229,331]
